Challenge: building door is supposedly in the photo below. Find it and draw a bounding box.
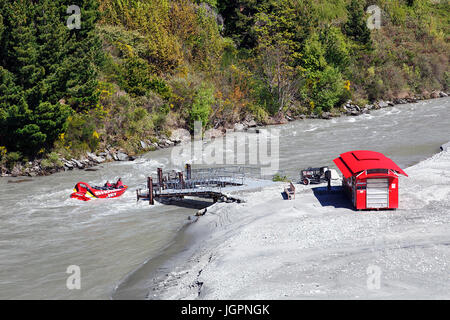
[366,178,389,208]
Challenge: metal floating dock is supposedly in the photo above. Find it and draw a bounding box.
[137,164,246,205]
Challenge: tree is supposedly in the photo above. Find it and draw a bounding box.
[35,0,70,104]
[258,44,300,114]
[190,84,215,130]
[252,0,319,113]
[0,11,4,43]
[4,1,44,106]
[343,0,372,46]
[218,0,264,49]
[0,0,102,156]
[63,0,103,111]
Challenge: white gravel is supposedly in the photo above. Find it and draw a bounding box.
[151,150,450,300]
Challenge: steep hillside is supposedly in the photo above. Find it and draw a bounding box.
[0,0,448,174]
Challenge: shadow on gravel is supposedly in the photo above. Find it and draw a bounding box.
[312,186,355,210]
[156,198,214,209]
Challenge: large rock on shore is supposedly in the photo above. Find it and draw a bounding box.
[87,152,105,164]
[377,100,389,108]
[170,128,191,144]
[116,151,130,161]
[71,159,84,169]
[234,123,245,132]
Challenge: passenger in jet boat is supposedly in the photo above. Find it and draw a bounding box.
[115,178,124,189]
[104,181,114,189]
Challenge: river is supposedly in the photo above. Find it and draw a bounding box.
[0,97,449,299]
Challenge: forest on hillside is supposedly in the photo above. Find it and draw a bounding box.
[0,0,449,171]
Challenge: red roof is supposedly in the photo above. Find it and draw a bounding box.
[333,150,408,179]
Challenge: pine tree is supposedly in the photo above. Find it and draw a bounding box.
[343,0,372,46]
[0,0,100,156]
[0,10,4,44]
[5,0,44,106]
[63,0,103,111]
[35,0,69,103]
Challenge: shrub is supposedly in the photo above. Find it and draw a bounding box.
[189,83,215,130]
[3,152,22,171]
[303,66,346,112]
[63,114,100,154]
[273,173,289,182]
[40,152,63,169]
[247,103,270,124]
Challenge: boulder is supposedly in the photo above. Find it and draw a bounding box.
[246,119,257,127]
[87,152,105,164]
[430,91,440,99]
[394,98,407,104]
[378,100,389,108]
[11,165,22,177]
[71,159,84,169]
[271,114,289,124]
[439,91,448,98]
[321,112,332,119]
[64,161,74,170]
[234,123,245,132]
[285,115,294,121]
[170,128,191,144]
[159,139,174,148]
[116,151,129,161]
[140,141,148,149]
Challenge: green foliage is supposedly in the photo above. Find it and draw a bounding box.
[1,0,448,164]
[303,66,346,112]
[2,151,22,171]
[302,33,328,72]
[189,83,215,130]
[120,56,153,96]
[251,80,278,115]
[320,26,350,70]
[342,0,372,46]
[41,152,63,169]
[272,173,289,182]
[0,0,102,157]
[0,100,72,156]
[63,113,100,154]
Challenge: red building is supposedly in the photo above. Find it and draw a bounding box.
[333,150,408,210]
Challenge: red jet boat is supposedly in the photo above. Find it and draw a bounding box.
[70,182,128,201]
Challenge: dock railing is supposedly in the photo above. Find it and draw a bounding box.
[137,164,256,205]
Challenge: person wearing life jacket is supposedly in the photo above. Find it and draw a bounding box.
[115,178,124,189]
[104,181,114,189]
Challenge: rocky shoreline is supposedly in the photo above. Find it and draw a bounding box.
[1,91,448,178]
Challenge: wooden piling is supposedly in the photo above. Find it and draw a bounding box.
[186,163,192,180]
[179,172,185,189]
[157,168,163,188]
[148,177,154,205]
